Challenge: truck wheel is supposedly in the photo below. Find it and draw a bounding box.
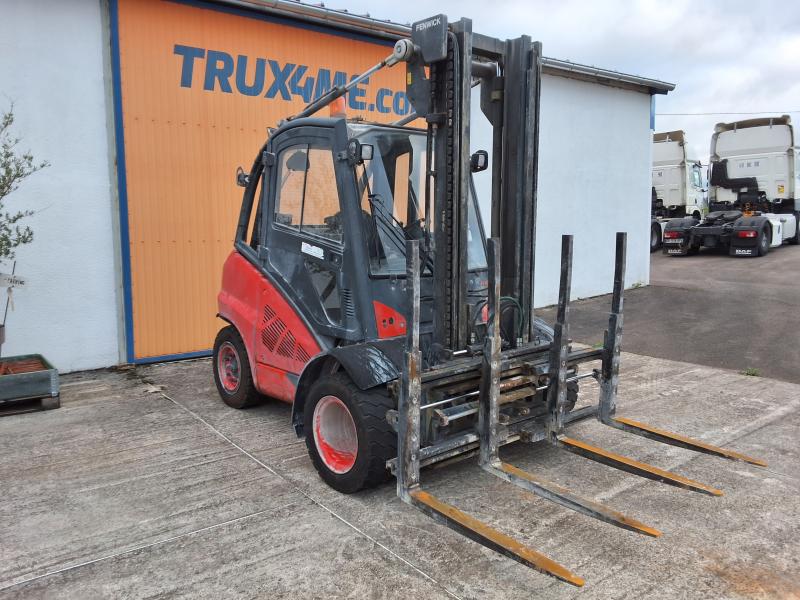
[649,224,661,252]
[757,226,771,257]
[789,213,800,245]
[304,373,395,493]
[212,326,262,409]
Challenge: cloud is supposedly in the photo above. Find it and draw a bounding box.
[331,0,800,160]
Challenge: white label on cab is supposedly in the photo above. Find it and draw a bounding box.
[301,241,325,260]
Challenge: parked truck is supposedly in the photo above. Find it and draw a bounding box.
[663,116,800,257]
[650,130,706,252]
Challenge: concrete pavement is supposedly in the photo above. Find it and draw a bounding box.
[1,353,797,599]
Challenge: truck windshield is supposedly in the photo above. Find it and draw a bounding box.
[351,125,487,275]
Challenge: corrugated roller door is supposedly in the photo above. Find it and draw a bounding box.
[113,0,409,361]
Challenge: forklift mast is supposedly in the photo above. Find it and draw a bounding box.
[406,16,541,352]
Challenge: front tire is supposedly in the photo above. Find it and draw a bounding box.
[212,326,262,409]
[304,373,395,493]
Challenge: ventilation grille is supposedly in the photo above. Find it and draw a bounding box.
[260,303,312,366]
[341,288,356,319]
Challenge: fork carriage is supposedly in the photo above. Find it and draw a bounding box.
[394,232,764,586]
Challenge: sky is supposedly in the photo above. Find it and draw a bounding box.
[323,0,800,161]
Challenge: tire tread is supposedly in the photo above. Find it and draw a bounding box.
[305,372,396,492]
[212,325,262,409]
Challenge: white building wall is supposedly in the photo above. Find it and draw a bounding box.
[535,74,652,306]
[473,73,653,307]
[0,0,121,372]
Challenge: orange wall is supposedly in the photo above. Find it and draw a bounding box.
[116,0,408,359]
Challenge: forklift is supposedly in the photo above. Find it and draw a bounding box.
[213,15,765,586]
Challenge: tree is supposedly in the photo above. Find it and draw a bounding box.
[0,104,48,264]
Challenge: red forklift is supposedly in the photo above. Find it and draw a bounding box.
[212,15,765,585]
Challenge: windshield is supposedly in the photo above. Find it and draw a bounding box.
[350,124,487,275]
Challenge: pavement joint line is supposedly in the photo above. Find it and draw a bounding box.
[0,503,300,592]
[155,389,466,600]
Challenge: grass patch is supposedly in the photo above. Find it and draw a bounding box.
[740,367,761,377]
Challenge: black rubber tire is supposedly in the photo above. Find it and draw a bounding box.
[212,325,262,409]
[565,381,579,413]
[649,224,661,252]
[789,213,800,245]
[757,226,771,257]
[304,373,395,494]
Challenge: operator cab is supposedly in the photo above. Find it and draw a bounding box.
[239,116,489,358]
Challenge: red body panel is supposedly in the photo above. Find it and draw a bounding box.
[373,300,407,339]
[218,251,321,403]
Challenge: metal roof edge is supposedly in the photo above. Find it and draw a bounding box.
[541,57,674,95]
[210,0,675,95]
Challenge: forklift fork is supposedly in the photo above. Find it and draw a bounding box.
[590,242,766,466]
[397,240,585,587]
[479,237,662,537]
[544,232,764,495]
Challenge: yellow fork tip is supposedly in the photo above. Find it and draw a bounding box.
[747,457,768,468]
[644,526,662,538]
[566,574,585,588]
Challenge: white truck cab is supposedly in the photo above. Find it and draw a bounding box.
[650,130,707,251]
[652,130,706,220]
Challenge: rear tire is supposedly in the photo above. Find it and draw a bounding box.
[757,226,771,257]
[212,325,262,409]
[304,373,395,493]
[789,213,800,245]
[649,224,661,252]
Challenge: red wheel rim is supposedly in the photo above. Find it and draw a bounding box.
[313,395,358,474]
[217,342,241,393]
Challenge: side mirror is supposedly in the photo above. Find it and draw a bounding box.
[347,138,373,164]
[470,150,488,173]
[236,166,249,188]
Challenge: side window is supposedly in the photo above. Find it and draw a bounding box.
[274,147,305,230]
[301,147,342,243]
[248,174,264,249]
[692,166,703,188]
[392,152,411,223]
[273,143,342,244]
